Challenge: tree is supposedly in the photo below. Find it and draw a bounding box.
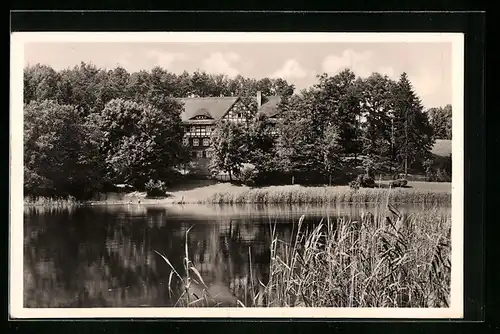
[392,73,435,174]
[359,73,397,161]
[24,100,104,198]
[209,121,247,181]
[314,69,363,157]
[56,62,104,115]
[320,125,343,185]
[247,112,279,174]
[427,104,452,140]
[275,94,324,184]
[23,64,60,103]
[90,98,187,188]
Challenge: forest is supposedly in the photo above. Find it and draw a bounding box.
[23,62,452,199]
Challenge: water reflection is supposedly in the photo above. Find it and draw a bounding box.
[23,203,451,308]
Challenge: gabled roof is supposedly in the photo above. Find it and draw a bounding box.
[177,95,282,122]
[258,96,281,118]
[177,97,239,122]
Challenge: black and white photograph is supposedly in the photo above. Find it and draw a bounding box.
[10,32,464,318]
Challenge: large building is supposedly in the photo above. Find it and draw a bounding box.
[178,91,281,176]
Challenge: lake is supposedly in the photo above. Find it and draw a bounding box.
[23,203,451,308]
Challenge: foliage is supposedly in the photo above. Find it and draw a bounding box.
[356,174,375,188]
[275,92,326,180]
[145,179,167,197]
[391,73,435,172]
[23,63,296,112]
[359,73,396,158]
[209,121,247,181]
[349,180,361,190]
[24,100,105,199]
[427,105,452,140]
[238,165,257,186]
[247,112,279,175]
[89,98,187,188]
[314,70,363,156]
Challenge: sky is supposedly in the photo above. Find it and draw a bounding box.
[24,42,452,109]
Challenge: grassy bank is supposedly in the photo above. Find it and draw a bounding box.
[155,205,451,308]
[198,184,451,205]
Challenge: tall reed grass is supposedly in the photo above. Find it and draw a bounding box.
[198,187,451,205]
[260,205,451,307]
[24,196,80,207]
[155,204,451,308]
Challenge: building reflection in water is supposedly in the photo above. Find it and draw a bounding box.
[23,204,296,308]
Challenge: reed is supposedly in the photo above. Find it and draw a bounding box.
[258,205,451,307]
[198,186,451,206]
[24,196,80,207]
[156,204,451,308]
[154,226,239,307]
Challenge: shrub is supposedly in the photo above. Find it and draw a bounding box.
[435,168,451,182]
[389,179,408,188]
[356,174,375,188]
[145,179,166,197]
[349,180,360,190]
[239,165,257,186]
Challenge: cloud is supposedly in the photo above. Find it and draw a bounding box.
[322,49,397,80]
[201,52,242,77]
[270,59,309,79]
[146,50,189,69]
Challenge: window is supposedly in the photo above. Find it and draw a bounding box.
[237,113,242,118]
[202,150,207,158]
[203,138,210,146]
[183,137,189,146]
[197,151,203,158]
[206,150,211,158]
[193,138,199,146]
[191,151,197,158]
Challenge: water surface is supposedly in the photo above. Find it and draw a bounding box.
[23,203,451,308]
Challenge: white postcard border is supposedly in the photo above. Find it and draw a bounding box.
[10,31,464,319]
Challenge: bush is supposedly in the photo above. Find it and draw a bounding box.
[349,180,360,190]
[145,179,166,197]
[435,168,451,182]
[239,165,257,186]
[356,174,375,188]
[389,179,408,188]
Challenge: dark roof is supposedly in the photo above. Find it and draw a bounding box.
[177,97,238,121]
[177,95,282,122]
[258,96,281,118]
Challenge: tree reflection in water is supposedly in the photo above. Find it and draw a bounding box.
[23,204,298,308]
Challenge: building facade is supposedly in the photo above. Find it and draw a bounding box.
[178,92,281,176]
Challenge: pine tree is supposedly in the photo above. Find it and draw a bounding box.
[392,73,435,174]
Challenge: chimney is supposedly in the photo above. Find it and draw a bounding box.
[256,91,262,109]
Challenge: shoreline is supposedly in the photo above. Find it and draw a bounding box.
[24,181,452,207]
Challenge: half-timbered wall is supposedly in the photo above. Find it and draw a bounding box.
[222,100,250,123]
